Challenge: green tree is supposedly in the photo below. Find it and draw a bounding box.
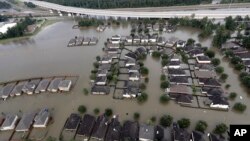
[160,95,170,104]
[161,59,169,66]
[212,26,230,48]
[215,66,224,74]
[231,56,242,64]
[211,58,221,66]
[161,74,166,81]
[242,36,250,49]
[195,120,208,132]
[213,123,228,135]
[225,16,236,31]
[105,108,113,117]
[141,67,149,75]
[233,102,247,112]
[94,108,100,115]
[150,116,157,123]
[152,51,161,58]
[83,88,89,95]
[235,64,245,71]
[186,38,195,46]
[78,105,87,114]
[160,115,173,127]
[134,112,140,121]
[161,54,169,60]
[205,50,215,58]
[229,92,237,100]
[220,73,228,81]
[177,118,191,128]
[139,83,147,90]
[160,81,169,89]
[137,92,148,104]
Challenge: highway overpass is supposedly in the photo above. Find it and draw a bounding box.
[20,0,250,19]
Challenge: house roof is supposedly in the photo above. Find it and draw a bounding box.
[188,48,204,56]
[183,45,194,52]
[244,60,250,66]
[58,80,71,88]
[195,64,214,71]
[91,115,109,140]
[135,47,147,55]
[98,64,111,71]
[221,41,240,49]
[122,121,139,141]
[169,60,181,66]
[196,56,211,61]
[168,69,186,75]
[209,95,229,105]
[105,117,121,141]
[201,87,223,95]
[64,113,81,130]
[34,108,50,126]
[77,114,96,136]
[101,55,112,61]
[1,114,18,128]
[95,76,107,83]
[128,65,140,71]
[173,123,190,141]
[199,78,221,87]
[236,52,250,59]
[91,85,110,94]
[97,69,108,75]
[16,112,36,131]
[209,133,225,141]
[0,82,16,98]
[126,36,133,40]
[123,87,139,95]
[194,70,215,78]
[125,58,136,64]
[154,125,164,141]
[124,81,139,88]
[192,131,206,141]
[129,72,140,77]
[176,95,193,104]
[168,85,191,94]
[169,77,189,84]
[125,52,138,60]
[139,124,154,140]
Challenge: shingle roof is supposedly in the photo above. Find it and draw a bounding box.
[170,77,189,84]
[122,121,139,141]
[1,114,18,128]
[91,115,109,140]
[16,112,36,131]
[169,85,191,94]
[77,114,96,136]
[64,113,81,130]
[194,70,215,78]
[105,117,121,141]
[139,124,154,140]
[34,108,50,126]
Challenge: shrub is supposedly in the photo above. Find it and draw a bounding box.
[160,81,169,89]
[234,63,245,71]
[233,102,247,112]
[145,77,149,83]
[78,105,87,114]
[152,51,161,58]
[205,50,215,58]
[220,73,228,81]
[215,66,224,74]
[141,67,149,75]
[94,108,100,115]
[137,92,148,104]
[161,59,169,66]
[160,75,166,81]
[105,108,113,117]
[213,123,228,135]
[160,95,170,104]
[139,83,147,90]
[229,92,237,100]
[211,58,221,66]
[161,54,169,60]
[150,116,157,123]
[177,118,191,128]
[83,88,89,95]
[160,115,173,127]
[195,120,208,132]
[225,84,231,89]
[134,112,140,120]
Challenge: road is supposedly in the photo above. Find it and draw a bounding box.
[19,0,250,19]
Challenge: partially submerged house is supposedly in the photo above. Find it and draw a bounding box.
[169,76,189,85]
[95,76,107,85]
[35,78,51,94]
[167,69,186,77]
[122,121,139,141]
[58,80,72,92]
[91,115,110,140]
[0,114,18,131]
[188,48,204,58]
[99,55,112,64]
[129,72,140,81]
[125,52,137,60]
[166,85,193,105]
[16,112,36,132]
[0,82,16,100]
[76,114,96,140]
[64,113,81,131]
[91,85,110,95]
[198,78,221,87]
[125,58,136,67]
[204,95,229,110]
[105,116,122,141]
[172,122,191,141]
[194,70,215,79]
[191,131,206,141]
[33,108,50,128]
[22,79,41,95]
[123,87,140,98]
[139,124,155,141]
[47,77,64,92]
[176,40,186,48]
[196,56,211,64]
[10,81,28,96]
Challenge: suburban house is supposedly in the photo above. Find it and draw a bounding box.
[209,133,226,141]
[135,47,147,56]
[204,95,229,110]
[91,85,110,95]
[47,77,63,93]
[126,36,133,43]
[231,47,248,55]
[125,52,138,60]
[167,69,186,77]
[169,76,189,85]
[176,40,186,48]
[16,112,36,132]
[82,37,91,45]
[149,34,157,43]
[198,78,221,87]
[141,35,149,44]
[154,126,164,141]
[97,69,108,77]
[166,85,193,104]
[122,121,139,141]
[107,43,119,49]
[201,87,223,96]
[95,76,107,85]
[0,114,19,131]
[128,65,140,73]
[58,80,72,92]
[35,79,51,94]
[163,60,181,69]
[64,113,81,131]
[107,48,119,54]
[157,37,166,46]
[1,82,16,100]
[221,41,240,50]
[33,108,50,128]
[183,45,194,53]
[75,36,84,46]
[139,124,155,141]
[196,56,211,64]
[99,55,112,64]
[10,81,28,96]
[22,79,41,95]
[153,23,160,31]
[129,72,140,81]
[236,52,250,61]
[123,87,140,98]
[194,64,214,71]
[194,70,215,79]
[165,37,178,47]
[191,131,206,141]
[91,115,110,140]
[133,35,141,44]
[111,35,121,44]
[125,58,136,67]
[188,48,204,58]
[105,117,122,141]
[89,37,98,45]
[98,64,112,71]
[76,114,96,140]
[172,122,191,141]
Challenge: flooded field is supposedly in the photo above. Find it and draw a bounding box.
[0,19,249,139]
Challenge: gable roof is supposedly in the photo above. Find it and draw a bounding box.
[194,70,215,78]
[16,112,36,131]
[139,124,154,140]
[34,108,50,126]
[105,117,121,141]
[64,113,81,130]
[169,77,189,84]
[91,115,109,140]
[77,114,96,136]
[168,69,186,75]
[168,85,191,94]
[1,114,18,128]
[192,131,206,141]
[122,121,139,141]
[91,85,110,94]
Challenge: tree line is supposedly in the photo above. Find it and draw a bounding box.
[43,0,211,9]
[221,0,250,3]
[0,1,11,9]
[0,17,36,39]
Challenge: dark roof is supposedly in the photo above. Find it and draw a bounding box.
[95,76,107,83]
[91,85,110,94]
[209,133,225,141]
[77,114,96,137]
[231,47,248,54]
[91,115,109,140]
[192,131,205,141]
[170,77,189,84]
[135,47,147,55]
[199,78,221,87]
[98,64,112,71]
[197,56,210,61]
[173,123,190,141]
[169,60,181,66]
[122,121,139,141]
[124,81,139,88]
[123,87,139,95]
[139,124,155,140]
[168,69,186,75]
[206,88,223,96]
[236,52,250,59]
[155,125,164,141]
[128,65,140,71]
[195,64,214,71]
[64,113,81,130]
[188,48,204,56]
[125,52,138,60]
[209,95,229,105]
[176,95,193,104]
[183,45,194,52]
[105,117,122,141]
[244,60,250,66]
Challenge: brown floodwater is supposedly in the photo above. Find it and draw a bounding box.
[0,19,249,139]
